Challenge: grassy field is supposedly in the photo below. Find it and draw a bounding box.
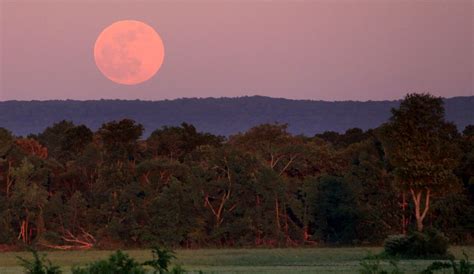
[0,246,472,274]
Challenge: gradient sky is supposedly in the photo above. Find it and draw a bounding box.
[1,0,472,101]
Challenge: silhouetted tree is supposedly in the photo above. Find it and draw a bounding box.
[381,93,461,231]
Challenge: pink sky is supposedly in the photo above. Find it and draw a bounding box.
[1,0,472,101]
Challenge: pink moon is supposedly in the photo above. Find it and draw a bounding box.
[94,20,165,85]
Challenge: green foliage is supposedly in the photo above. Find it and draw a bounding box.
[143,247,177,274]
[10,159,49,243]
[381,93,461,232]
[35,120,75,160]
[383,229,450,259]
[0,195,15,243]
[421,251,474,274]
[98,119,144,162]
[359,253,403,274]
[430,192,474,243]
[147,122,223,161]
[149,178,201,246]
[0,99,473,248]
[316,128,370,149]
[71,250,145,274]
[60,124,93,161]
[18,247,186,274]
[384,235,409,256]
[17,249,62,274]
[7,247,474,274]
[346,137,400,242]
[0,127,14,156]
[49,247,184,274]
[309,175,360,244]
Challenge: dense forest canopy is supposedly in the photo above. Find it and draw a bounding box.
[0,93,472,249]
[0,96,472,137]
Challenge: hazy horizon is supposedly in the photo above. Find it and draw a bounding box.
[1,0,473,101]
[0,93,473,103]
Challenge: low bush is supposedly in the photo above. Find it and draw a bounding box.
[71,250,145,274]
[384,235,409,256]
[383,228,451,259]
[20,247,187,274]
[17,249,62,274]
[421,251,474,274]
[142,247,179,274]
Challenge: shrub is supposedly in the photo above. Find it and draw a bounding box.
[422,228,450,256]
[20,247,189,274]
[421,251,474,274]
[72,247,185,274]
[71,250,145,274]
[17,249,62,274]
[142,246,177,274]
[383,228,450,259]
[384,235,409,256]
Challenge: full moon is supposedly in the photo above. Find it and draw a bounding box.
[94,20,165,85]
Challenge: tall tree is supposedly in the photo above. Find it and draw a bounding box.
[98,119,144,165]
[59,125,93,161]
[344,137,400,241]
[381,93,460,231]
[10,159,49,244]
[35,120,75,160]
[307,175,359,244]
[229,124,304,242]
[0,128,15,197]
[147,123,223,161]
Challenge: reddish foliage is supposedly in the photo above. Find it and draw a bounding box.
[15,138,48,159]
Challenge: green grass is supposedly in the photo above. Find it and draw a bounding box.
[0,246,472,274]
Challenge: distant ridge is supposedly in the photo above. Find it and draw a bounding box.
[0,96,473,136]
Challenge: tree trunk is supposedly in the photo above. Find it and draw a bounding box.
[284,209,291,245]
[255,195,261,245]
[36,206,45,239]
[274,193,281,232]
[410,188,431,232]
[6,161,12,198]
[401,192,408,235]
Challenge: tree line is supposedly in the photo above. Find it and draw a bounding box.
[0,93,472,249]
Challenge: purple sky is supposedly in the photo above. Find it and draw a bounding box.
[1,0,472,101]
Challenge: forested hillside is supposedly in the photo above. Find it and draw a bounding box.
[0,93,472,249]
[0,96,472,137]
